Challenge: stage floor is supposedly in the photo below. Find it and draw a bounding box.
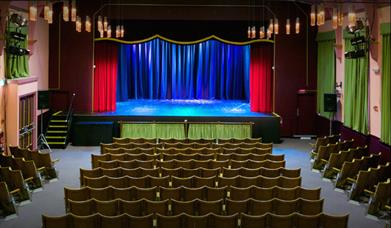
[98,99,271,117]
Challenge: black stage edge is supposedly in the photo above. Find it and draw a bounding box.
[71,114,281,145]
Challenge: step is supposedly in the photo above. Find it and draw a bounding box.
[47,141,66,145]
[50,120,68,123]
[52,111,63,116]
[46,136,67,139]
[48,125,68,128]
[47,131,68,134]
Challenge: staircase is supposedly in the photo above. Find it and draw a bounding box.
[45,111,72,149]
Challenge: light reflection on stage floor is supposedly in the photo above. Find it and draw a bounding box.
[98,99,271,117]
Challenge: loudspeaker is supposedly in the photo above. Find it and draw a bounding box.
[324,93,337,112]
[38,91,50,110]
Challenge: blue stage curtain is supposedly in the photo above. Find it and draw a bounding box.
[117,38,250,101]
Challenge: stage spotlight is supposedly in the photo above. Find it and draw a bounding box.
[344,49,366,59]
[351,36,366,46]
[10,13,27,27]
[7,46,30,56]
[346,20,364,34]
[10,32,26,41]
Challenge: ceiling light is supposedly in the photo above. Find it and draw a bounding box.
[71,0,77,22]
[260,26,265,39]
[310,5,316,26]
[63,0,69,22]
[85,16,91,32]
[286,19,290,35]
[295,17,300,34]
[29,1,37,21]
[274,18,279,35]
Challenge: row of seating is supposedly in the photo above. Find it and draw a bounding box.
[82,175,301,189]
[310,134,340,154]
[0,153,42,190]
[80,167,300,185]
[310,136,389,219]
[323,146,368,179]
[113,137,262,144]
[101,146,273,155]
[335,153,382,189]
[0,166,30,202]
[348,162,390,201]
[104,147,275,157]
[311,139,355,170]
[1,147,59,218]
[42,212,349,228]
[0,181,17,217]
[94,159,286,169]
[9,146,59,180]
[92,153,283,168]
[67,197,324,216]
[101,142,272,153]
[367,178,391,216]
[65,185,320,205]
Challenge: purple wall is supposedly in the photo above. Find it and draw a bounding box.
[317,115,391,163]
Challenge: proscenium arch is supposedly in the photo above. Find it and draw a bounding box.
[91,3,277,112]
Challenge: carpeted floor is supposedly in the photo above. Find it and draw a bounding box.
[0,138,388,228]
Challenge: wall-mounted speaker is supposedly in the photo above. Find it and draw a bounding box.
[324,93,337,112]
[38,91,50,110]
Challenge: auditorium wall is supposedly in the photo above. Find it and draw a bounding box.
[0,1,49,148]
[48,1,318,137]
[317,5,391,160]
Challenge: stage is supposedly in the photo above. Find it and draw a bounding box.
[97,100,271,117]
[73,99,280,143]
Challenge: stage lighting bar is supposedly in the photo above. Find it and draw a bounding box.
[7,46,30,56]
[10,14,27,27]
[351,36,366,46]
[10,32,26,41]
[345,49,366,59]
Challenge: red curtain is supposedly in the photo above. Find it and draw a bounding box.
[250,43,273,113]
[94,42,118,112]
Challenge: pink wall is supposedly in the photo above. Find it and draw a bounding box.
[318,6,390,138]
[0,1,49,148]
[29,17,49,92]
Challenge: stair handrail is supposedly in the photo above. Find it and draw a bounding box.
[66,93,76,122]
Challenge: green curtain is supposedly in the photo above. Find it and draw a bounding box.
[216,124,252,139]
[188,123,252,139]
[121,123,156,138]
[343,31,369,134]
[188,124,217,139]
[381,23,391,145]
[5,19,29,79]
[155,124,186,139]
[316,31,336,118]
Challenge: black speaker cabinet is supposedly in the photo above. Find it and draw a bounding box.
[38,90,50,110]
[324,93,337,112]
